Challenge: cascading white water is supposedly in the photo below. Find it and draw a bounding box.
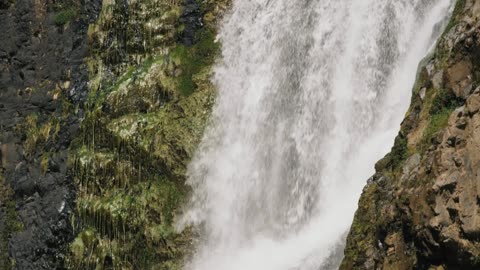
[178,0,454,269]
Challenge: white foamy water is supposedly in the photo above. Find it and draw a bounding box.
[178,0,453,269]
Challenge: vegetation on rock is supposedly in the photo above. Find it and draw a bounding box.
[342,0,480,269]
[54,8,78,26]
[66,0,230,268]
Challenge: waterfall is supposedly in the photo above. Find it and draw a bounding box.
[178,0,454,269]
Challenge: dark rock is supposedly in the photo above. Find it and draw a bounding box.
[0,0,102,269]
[179,0,203,46]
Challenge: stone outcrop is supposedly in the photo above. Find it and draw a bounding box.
[342,0,480,269]
[0,0,101,269]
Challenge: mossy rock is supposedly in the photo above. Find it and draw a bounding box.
[67,0,228,268]
[53,8,77,26]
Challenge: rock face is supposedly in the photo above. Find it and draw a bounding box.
[65,0,230,269]
[0,0,229,269]
[0,0,101,269]
[342,1,480,269]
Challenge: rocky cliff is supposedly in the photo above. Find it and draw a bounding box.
[0,1,101,269]
[342,0,480,269]
[3,0,480,269]
[0,0,228,269]
[66,0,229,268]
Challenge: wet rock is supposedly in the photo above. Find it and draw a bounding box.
[63,0,231,269]
[0,0,102,268]
[179,0,203,46]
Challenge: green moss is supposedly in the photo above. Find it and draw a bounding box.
[421,108,452,147]
[69,178,188,269]
[54,8,77,26]
[375,134,409,172]
[443,0,466,36]
[417,88,463,152]
[85,57,163,112]
[171,29,220,96]
[67,80,214,268]
[429,88,463,115]
[390,136,409,169]
[436,0,466,66]
[85,67,132,110]
[341,183,381,269]
[106,83,215,177]
[67,1,226,268]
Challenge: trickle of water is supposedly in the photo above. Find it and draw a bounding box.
[178,0,453,269]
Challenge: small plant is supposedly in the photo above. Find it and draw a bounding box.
[388,135,409,170]
[40,153,50,175]
[375,134,409,172]
[54,8,77,26]
[420,108,452,150]
[418,88,463,152]
[429,88,463,115]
